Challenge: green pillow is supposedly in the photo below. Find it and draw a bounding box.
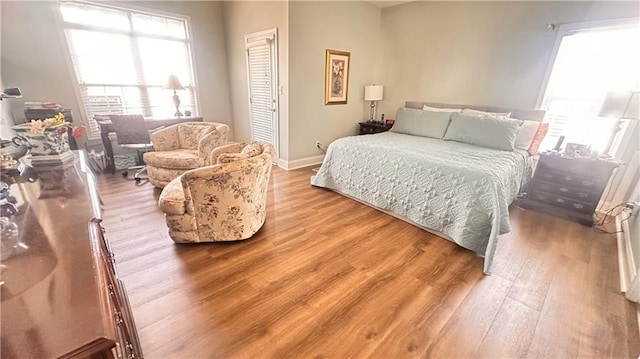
[392,107,452,139]
[443,113,523,151]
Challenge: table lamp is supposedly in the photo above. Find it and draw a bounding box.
[365,85,383,123]
[163,74,186,117]
[598,90,640,155]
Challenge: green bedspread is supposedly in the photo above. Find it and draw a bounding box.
[310,131,532,274]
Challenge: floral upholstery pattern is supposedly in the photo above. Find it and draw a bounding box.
[143,122,229,188]
[178,124,215,150]
[217,152,249,164]
[214,142,263,164]
[158,141,275,243]
[144,149,200,169]
[147,167,189,189]
[158,178,188,215]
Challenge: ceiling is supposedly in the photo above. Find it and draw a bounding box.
[366,1,415,8]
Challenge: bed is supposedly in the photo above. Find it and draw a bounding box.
[311,101,546,274]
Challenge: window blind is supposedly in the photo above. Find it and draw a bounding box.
[60,1,198,139]
[246,38,276,145]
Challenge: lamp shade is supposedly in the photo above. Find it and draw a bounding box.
[598,91,640,120]
[364,85,383,101]
[163,74,185,90]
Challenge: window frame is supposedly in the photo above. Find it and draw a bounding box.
[57,1,200,140]
[535,17,639,109]
[534,17,640,153]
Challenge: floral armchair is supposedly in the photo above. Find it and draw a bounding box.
[143,122,229,188]
[158,141,275,243]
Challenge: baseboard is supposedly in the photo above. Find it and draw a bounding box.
[615,210,640,341]
[636,302,640,340]
[616,209,634,293]
[277,155,324,170]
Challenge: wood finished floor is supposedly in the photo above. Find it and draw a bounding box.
[97,166,640,358]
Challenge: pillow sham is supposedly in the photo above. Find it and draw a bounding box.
[422,105,462,113]
[240,141,263,157]
[461,108,512,118]
[217,152,248,164]
[443,113,523,151]
[393,107,452,139]
[514,120,540,150]
[217,142,263,164]
[528,122,549,156]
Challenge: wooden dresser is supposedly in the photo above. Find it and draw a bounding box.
[519,153,618,226]
[0,151,142,358]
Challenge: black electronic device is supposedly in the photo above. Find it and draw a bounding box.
[553,135,565,152]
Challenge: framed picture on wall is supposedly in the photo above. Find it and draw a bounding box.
[324,49,350,105]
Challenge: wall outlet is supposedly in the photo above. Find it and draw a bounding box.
[315,140,327,154]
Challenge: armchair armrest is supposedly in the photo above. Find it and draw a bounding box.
[180,165,227,215]
[149,125,180,151]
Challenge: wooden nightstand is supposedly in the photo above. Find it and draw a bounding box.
[518,153,618,226]
[358,122,392,135]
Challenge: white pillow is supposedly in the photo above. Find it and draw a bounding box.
[514,120,540,151]
[462,108,512,118]
[393,107,452,139]
[423,105,462,113]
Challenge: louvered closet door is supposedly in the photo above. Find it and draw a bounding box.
[245,31,278,154]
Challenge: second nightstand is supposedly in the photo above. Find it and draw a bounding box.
[518,153,618,226]
[358,122,392,135]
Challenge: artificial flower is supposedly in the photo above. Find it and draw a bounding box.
[28,120,47,134]
[28,112,66,133]
[72,126,86,139]
[28,112,86,139]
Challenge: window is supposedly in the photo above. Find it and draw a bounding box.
[539,22,640,153]
[59,1,198,139]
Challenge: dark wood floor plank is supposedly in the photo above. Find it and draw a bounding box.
[93,165,640,358]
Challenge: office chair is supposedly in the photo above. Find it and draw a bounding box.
[109,114,155,183]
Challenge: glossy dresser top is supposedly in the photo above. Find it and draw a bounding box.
[537,152,619,177]
[1,151,114,358]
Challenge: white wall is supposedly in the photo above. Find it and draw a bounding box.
[289,1,381,162]
[1,1,83,135]
[222,1,288,161]
[376,1,640,119]
[0,0,233,145]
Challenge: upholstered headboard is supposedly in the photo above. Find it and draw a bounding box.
[404,101,546,122]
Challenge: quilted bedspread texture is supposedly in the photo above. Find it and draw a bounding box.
[310,131,532,273]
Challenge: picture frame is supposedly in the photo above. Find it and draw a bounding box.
[324,49,350,105]
[564,142,589,157]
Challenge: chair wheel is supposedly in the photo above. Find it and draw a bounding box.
[122,171,128,177]
[135,178,141,183]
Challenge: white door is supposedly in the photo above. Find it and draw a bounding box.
[245,29,279,158]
